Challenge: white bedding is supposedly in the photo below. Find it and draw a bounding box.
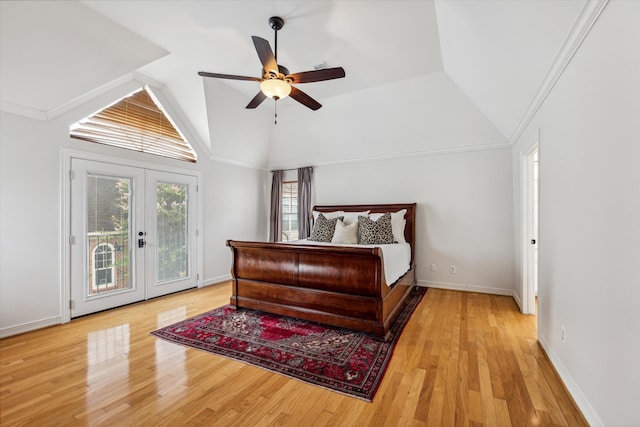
[289,239,411,286]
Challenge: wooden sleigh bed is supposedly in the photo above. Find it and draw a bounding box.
[226,203,417,338]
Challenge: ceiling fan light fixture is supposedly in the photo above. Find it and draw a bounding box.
[260,78,291,100]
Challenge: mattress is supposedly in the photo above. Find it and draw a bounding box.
[290,239,411,285]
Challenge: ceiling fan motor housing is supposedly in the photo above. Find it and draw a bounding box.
[268,16,284,31]
[263,65,291,80]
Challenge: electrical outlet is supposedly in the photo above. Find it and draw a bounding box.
[561,326,566,344]
[450,265,456,274]
[431,264,436,272]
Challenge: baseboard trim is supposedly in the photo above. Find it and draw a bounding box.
[512,289,523,312]
[201,274,232,287]
[0,316,61,339]
[537,336,603,426]
[418,280,513,296]
[0,276,232,338]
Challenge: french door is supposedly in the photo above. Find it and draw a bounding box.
[70,159,198,317]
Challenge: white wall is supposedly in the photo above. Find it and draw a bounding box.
[269,71,507,169]
[267,67,514,296]
[200,160,267,283]
[204,78,274,169]
[1,112,62,332]
[0,82,267,336]
[512,1,640,425]
[314,147,515,294]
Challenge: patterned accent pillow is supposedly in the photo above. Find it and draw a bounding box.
[358,213,396,244]
[370,209,407,243]
[309,213,343,242]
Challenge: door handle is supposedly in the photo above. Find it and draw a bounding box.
[138,231,146,248]
[531,239,536,244]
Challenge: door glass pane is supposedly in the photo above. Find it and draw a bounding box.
[156,182,188,283]
[87,175,131,296]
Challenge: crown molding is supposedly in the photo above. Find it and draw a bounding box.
[1,74,134,121]
[0,73,151,122]
[510,0,609,145]
[207,154,268,171]
[132,71,166,90]
[269,140,511,171]
[0,100,47,120]
[46,73,135,121]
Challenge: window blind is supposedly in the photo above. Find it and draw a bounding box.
[70,86,197,163]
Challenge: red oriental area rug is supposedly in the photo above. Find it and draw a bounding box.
[151,286,426,401]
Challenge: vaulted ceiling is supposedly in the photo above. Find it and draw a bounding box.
[1,0,586,169]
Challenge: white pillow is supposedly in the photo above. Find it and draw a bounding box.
[340,210,370,225]
[370,209,407,243]
[331,220,358,244]
[312,210,343,221]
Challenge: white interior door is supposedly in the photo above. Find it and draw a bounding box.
[522,145,539,315]
[70,159,198,317]
[532,149,539,297]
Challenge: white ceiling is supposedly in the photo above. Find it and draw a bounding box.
[0,0,586,167]
[0,1,168,115]
[436,0,587,140]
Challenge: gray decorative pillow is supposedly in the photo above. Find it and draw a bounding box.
[358,213,396,244]
[309,213,343,242]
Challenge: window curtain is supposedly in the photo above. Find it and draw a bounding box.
[269,170,284,242]
[297,166,314,239]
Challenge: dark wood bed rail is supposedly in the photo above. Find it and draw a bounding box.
[226,203,418,336]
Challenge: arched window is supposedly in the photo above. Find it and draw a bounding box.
[93,243,115,291]
[70,86,197,163]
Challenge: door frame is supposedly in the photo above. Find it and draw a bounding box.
[60,148,203,323]
[521,141,539,315]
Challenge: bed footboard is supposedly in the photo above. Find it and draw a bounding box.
[226,240,415,336]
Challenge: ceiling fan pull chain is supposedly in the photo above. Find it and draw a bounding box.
[274,100,278,125]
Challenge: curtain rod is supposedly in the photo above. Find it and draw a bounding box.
[270,166,314,173]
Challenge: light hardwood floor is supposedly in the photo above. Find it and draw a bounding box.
[0,283,586,426]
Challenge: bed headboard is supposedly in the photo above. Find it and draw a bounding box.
[312,203,417,265]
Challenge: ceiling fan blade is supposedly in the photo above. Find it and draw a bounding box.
[251,36,278,74]
[289,86,322,111]
[198,71,261,82]
[287,67,346,84]
[246,91,267,109]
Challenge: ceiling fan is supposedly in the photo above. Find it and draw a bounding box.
[198,16,345,116]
